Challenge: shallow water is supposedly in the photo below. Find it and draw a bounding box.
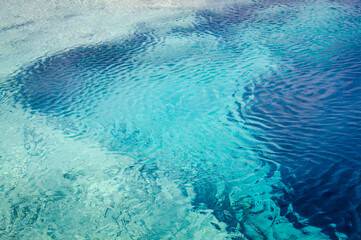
[1,0,361,239]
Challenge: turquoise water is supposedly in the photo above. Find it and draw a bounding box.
[1,0,361,239]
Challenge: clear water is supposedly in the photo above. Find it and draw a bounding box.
[1,0,361,239]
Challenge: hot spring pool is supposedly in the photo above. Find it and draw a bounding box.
[1,0,361,239]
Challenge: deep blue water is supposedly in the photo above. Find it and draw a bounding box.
[251,43,361,239]
[3,0,361,239]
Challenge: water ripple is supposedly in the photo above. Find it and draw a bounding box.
[2,0,361,239]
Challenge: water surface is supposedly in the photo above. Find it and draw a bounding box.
[1,0,361,239]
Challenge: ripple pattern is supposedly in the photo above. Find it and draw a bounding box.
[2,0,361,239]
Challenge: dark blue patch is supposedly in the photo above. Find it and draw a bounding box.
[236,42,361,239]
[12,34,153,117]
